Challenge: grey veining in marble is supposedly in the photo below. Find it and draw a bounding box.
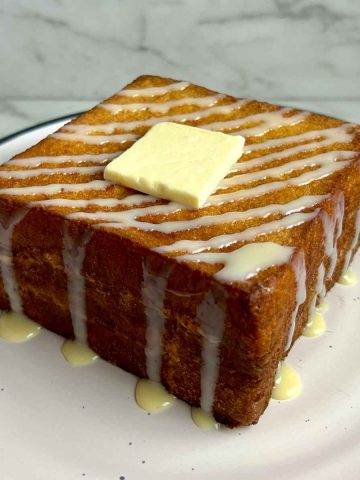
[1,0,360,101]
[0,99,93,137]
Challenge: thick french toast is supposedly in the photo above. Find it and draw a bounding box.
[0,75,359,427]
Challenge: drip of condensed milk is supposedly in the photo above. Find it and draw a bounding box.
[191,407,220,431]
[303,310,326,337]
[0,311,41,343]
[271,362,302,400]
[135,379,175,413]
[315,300,328,314]
[338,269,357,286]
[61,339,98,366]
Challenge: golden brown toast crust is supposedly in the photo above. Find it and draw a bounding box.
[0,75,359,427]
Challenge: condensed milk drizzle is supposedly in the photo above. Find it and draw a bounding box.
[303,310,326,337]
[52,132,139,145]
[155,211,318,254]
[63,99,248,134]
[0,179,113,197]
[55,107,304,145]
[303,262,327,339]
[198,290,226,413]
[342,208,360,274]
[308,262,326,318]
[0,209,28,313]
[61,339,98,366]
[0,311,41,343]
[141,260,170,383]
[135,378,175,413]
[62,224,92,344]
[0,166,104,179]
[329,194,345,278]
[320,192,345,281]
[5,152,121,168]
[191,407,220,430]
[243,125,353,154]
[67,195,325,232]
[286,252,307,350]
[100,94,225,114]
[0,78,358,418]
[338,269,357,286]
[118,81,190,97]
[272,362,302,400]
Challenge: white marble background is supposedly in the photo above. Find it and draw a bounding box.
[1,0,360,135]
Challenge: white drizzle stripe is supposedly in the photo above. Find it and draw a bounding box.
[10,123,348,171]
[202,110,308,135]
[233,139,355,174]
[56,108,305,146]
[179,243,294,283]
[1,151,353,199]
[320,192,345,280]
[30,194,156,209]
[1,180,112,196]
[2,154,349,205]
[6,125,352,171]
[50,109,307,149]
[51,132,139,145]
[191,243,294,413]
[62,224,92,344]
[99,95,225,114]
[286,252,307,350]
[142,260,170,383]
[206,160,352,206]
[328,193,345,278]
[4,125,350,202]
[154,211,318,254]
[321,210,336,258]
[63,100,249,134]
[118,81,190,97]
[5,163,341,220]
[68,203,182,225]
[343,207,360,273]
[198,290,225,412]
[67,195,326,233]
[243,126,353,154]
[0,209,28,313]
[318,262,326,299]
[5,153,121,168]
[0,166,104,179]
[308,262,326,317]
[11,123,348,173]
[236,113,310,137]
[220,152,355,189]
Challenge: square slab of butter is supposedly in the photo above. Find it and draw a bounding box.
[104,122,245,208]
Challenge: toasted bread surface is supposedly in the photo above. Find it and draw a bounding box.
[0,75,359,426]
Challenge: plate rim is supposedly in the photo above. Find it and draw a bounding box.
[0,112,84,146]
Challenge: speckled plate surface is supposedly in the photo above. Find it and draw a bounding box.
[0,119,359,480]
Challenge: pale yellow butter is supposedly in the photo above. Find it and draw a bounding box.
[104,122,245,208]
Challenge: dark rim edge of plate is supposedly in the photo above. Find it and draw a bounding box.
[0,112,85,146]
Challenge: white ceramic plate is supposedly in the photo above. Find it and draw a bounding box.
[0,118,359,480]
